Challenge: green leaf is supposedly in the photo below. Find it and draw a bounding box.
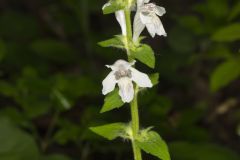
[132,44,155,68]
[90,123,127,140]
[229,1,240,21]
[149,73,159,86]
[136,131,171,160]
[210,59,240,92]
[100,89,124,113]
[212,23,240,42]
[169,142,240,160]
[98,35,125,49]
[0,118,39,160]
[102,0,125,14]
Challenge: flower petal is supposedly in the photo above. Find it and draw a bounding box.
[102,71,117,95]
[146,22,156,37]
[154,16,167,36]
[133,12,146,42]
[115,10,127,36]
[118,77,134,103]
[140,13,153,24]
[130,68,152,88]
[155,6,166,16]
[137,0,147,7]
[139,13,156,37]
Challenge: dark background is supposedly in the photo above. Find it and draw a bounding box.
[0,0,240,160]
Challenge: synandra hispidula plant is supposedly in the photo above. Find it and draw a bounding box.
[90,0,170,160]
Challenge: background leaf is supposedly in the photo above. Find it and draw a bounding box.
[169,142,240,160]
[212,23,240,42]
[0,118,39,160]
[210,58,240,92]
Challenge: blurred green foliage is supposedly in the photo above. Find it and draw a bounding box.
[0,0,239,159]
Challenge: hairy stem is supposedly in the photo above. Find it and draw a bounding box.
[130,86,142,160]
[124,9,133,58]
[124,7,142,160]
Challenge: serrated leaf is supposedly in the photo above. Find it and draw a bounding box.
[212,23,240,42]
[149,73,159,86]
[98,35,125,49]
[136,131,171,160]
[210,59,240,92]
[132,44,155,68]
[90,123,127,140]
[100,89,124,113]
[102,1,125,14]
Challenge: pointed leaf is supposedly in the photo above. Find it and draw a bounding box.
[132,44,155,68]
[229,1,240,21]
[90,123,127,140]
[210,59,240,92]
[100,89,124,113]
[136,131,171,160]
[98,36,125,49]
[102,0,125,14]
[149,73,159,86]
[212,23,240,42]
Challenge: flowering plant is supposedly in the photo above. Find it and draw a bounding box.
[90,0,170,160]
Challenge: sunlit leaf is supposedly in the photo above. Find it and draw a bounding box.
[100,89,124,113]
[90,123,127,140]
[102,0,125,14]
[132,44,155,68]
[98,35,125,49]
[136,131,171,160]
[149,73,159,86]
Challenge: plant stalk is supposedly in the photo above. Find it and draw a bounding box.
[130,86,142,160]
[124,8,142,160]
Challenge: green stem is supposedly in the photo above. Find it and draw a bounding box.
[124,9,133,58]
[124,6,142,160]
[130,86,142,160]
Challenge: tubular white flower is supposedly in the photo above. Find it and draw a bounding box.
[133,1,166,42]
[102,59,152,103]
[115,10,127,36]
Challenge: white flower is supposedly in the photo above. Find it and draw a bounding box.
[115,10,127,36]
[133,1,167,42]
[102,2,127,36]
[102,59,153,103]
